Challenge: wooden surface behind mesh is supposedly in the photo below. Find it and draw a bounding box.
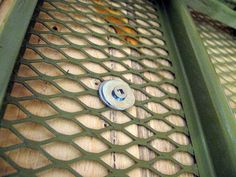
[0,1,196,177]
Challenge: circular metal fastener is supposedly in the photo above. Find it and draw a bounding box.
[99,80,135,110]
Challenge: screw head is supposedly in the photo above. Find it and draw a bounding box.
[112,86,127,101]
[98,80,135,110]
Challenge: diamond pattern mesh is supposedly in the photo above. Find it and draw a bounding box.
[191,10,236,119]
[0,0,198,176]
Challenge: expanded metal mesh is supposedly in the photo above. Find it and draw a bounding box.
[191,10,236,119]
[0,0,198,176]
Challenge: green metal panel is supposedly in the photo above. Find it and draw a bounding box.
[0,0,235,177]
[189,6,236,175]
[191,6,236,118]
[162,1,236,177]
[0,0,199,176]
[158,2,216,177]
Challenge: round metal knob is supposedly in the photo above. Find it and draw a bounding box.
[98,80,135,110]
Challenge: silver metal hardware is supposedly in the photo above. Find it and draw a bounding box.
[98,80,135,110]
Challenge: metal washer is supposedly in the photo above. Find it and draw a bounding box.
[99,80,135,110]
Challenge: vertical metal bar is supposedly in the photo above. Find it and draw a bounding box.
[0,0,38,108]
[161,0,236,176]
[158,1,215,177]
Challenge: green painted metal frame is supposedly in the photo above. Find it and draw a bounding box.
[0,0,38,108]
[186,0,236,29]
[160,0,236,177]
[0,0,236,176]
[158,2,215,177]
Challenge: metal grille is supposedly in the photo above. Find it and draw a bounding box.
[0,0,198,176]
[191,10,236,119]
